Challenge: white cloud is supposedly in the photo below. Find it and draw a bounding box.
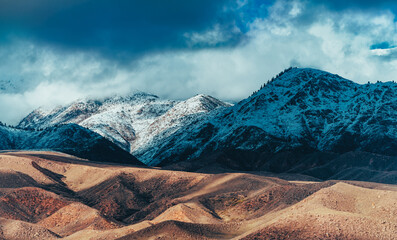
[184,24,241,47]
[371,47,397,56]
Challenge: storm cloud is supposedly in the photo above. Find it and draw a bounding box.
[0,0,245,59]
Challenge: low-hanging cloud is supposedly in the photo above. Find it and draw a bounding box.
[1,0,397,124]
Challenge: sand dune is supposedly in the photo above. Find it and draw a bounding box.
[0,217,60,240]
[241,182,397,239]
[0,151,396,239]
[38,202,121,237]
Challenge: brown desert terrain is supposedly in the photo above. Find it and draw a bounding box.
[0,151,396,240]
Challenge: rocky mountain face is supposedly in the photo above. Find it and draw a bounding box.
[0,124,142,165]
[127,68,397,183]
[18,92,231,161]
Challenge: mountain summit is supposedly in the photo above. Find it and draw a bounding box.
[131,68,397,182]
[229,67,397,154]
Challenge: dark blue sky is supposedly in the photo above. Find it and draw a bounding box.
[0,0,395,59]
[0,0,246,60]
[0,0,397,124]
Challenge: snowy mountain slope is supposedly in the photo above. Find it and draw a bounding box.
[132,94,231,158]
[18,93,231,158]
[135,68,397,167]
[18,92,178,151]
[0,124,142,165]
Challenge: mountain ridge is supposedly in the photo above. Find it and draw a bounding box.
[147,67,397,161]
[18,92,231,158]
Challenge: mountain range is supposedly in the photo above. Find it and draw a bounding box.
[17,92,230,162]
[3,67,397,184]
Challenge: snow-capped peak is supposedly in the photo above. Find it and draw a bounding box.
[258,68,355,94]
[18,91,231,162]
[130,68,397,166]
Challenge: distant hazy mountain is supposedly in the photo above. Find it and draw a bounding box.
[0,123,142,165]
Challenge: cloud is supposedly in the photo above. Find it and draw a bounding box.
[184,24,243,48]
[0,81,82,124]
[0,40,120,92]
